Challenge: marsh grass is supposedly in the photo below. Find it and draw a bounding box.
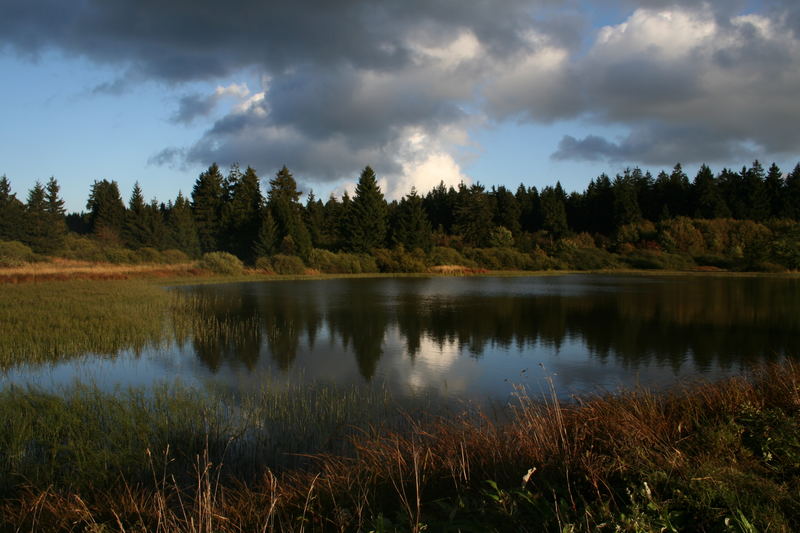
[2,363,800,531]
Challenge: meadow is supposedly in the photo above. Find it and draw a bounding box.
[1,273,800,531]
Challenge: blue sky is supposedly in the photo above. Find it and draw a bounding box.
[1,0,799,212]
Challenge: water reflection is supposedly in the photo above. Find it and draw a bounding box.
[181,275,800,393]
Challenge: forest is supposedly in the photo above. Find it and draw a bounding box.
[2,159,800,273]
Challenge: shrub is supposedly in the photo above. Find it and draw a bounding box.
[160,249,191,264]
[254,256,273,272]
[135,247,163,264]
[307,249,377,274]
[658,217,705,255]
[558,246,620,270]
[464,247,537,270]
[271,254,305,275]
[428,247,476,268]
[621,250,694,270]
[199,252,244,275]
[59,234,107,262]
[0,240,40,267]
[372,246,427,273]
[105,247,139,264]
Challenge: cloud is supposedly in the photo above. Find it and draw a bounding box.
[3,0,799,184]
[487,4,800,164]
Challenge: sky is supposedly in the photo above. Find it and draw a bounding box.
[1,0,799,213]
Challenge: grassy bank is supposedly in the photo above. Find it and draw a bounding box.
[1,363,799,531]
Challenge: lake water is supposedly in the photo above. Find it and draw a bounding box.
[5,274,800,402]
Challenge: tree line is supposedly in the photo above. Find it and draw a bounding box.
[1,160,800,270]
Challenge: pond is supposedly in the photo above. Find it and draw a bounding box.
[5,274,800,402]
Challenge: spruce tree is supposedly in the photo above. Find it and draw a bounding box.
[540,184,569,238]
[252,207,278,258]
[24,182,50,253]
[453,182,494,247]
[304,190,326,249]
[43,177,67,252]
[490,185,522,237]
[226,165,263,261]
[191,163,225,253]
[86,179,126,242]
[765,163,784,219]
[612,172,642,229]
[743,161,770,221]
[0,176,25,242]
[692,164,730,219]
[267,166,311,258]
[345,166,388,253]
[166,192,200,257]
[124,182,149,249]
[784,164,800,219]
[393,187,433,252]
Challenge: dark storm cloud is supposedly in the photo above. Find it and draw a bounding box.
[2,0,798,180]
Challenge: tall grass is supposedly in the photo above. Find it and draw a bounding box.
[2,363,800,531]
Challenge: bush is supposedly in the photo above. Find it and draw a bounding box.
[199,252,244,275]
[428,247,476,268]
[0,240,40,267]
[558,247,620,270]
[160,249,191,264]
[135,247,163,264]
[60,234,107,262]
[271,254,305,275]
[105,247,139,264]
[254,256,273,272]
[307,249,376,274]
[372,247,427,273]
[464,247,537,270]
[621,250,694,270]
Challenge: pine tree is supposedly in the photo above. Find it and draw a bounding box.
[124,182,149,249]
[267,166,311,258]
[692,164,730,219]
[0,176,26,242]
[490,185,522,237]
[516,184,542,233]
[764,163,784,219]
[166,192,200,257]
[345,166,388,253]
[393,188,433,252]
[252,207,278,258]
[423,181,456,234]
[784,164,800,219]
[454,182,493,247]
[584,174,614,234]
[43,177,67,251]
[225,165,263,261]
[86,179,126,243]
[612,171,641,229]
[24,182,50,253]
[540,183,569,238]
[304,190,326,249]
[191,163,225,253]
[743,161,770,221]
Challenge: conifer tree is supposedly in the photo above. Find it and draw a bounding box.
[393,187,433,252]
[0,175,25,242]
[540,183,569,238]
[490,185,522,237]
[743,161,770,221]
[345,166,388,253]
[166,192,200,257]
[191,163,225,253]
[267,166,311,258]
[86,179,126,242]
[784,164,800,219]
[764,163,784,219]
[24,181,50,253]
[516,184,542,233]
[252,207,278,258]
[454,182,494,247]
[692,164,730,219]
[225,165,263,261]
[43,177,67,251]
[612,172,642,229]
[304,190,326,249]
[124,182,149,249]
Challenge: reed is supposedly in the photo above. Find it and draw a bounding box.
[2,363,799,531]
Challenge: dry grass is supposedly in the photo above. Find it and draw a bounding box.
[5,362,800,531]
[0,258,203,283]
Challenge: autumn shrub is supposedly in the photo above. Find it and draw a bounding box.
[558,246,620,270]
[59,234,108,262]
[135,247,163,264]
[0,240,40,267]
[372,246,427,273]
[199,251,244,275]
[254,256,273,272]
[428,246,475,268]
[621,249,694,270]
[464,247,537,270]
[160,249,191,264]
[271,254,305,275]
[657,217,706,255]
